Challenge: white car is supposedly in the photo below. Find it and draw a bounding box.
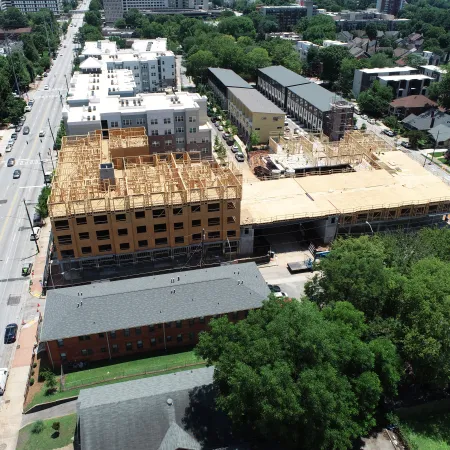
[39,130,46,137]
[5,145,12,153]
[44,85,49,90]
[232,144,239,153]
[273,291,288,298]
[24,106,31,112]
[218,126,224,131]
[368,118,375,124]
[361,114,368,120]
[30,227,41,241]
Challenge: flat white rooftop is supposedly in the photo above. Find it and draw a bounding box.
[378,74,433,81]
[360,66,415,74]
[420,65,447,73]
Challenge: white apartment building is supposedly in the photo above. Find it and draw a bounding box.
[419,65,447,82]
[295,41,320,60]
[64,66,212,156]
[81,39,176,92]
[8,0,62,13]
[322,39,347,47]
[103,0,208,24]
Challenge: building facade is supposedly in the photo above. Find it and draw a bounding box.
[7,0,62,13]
[207,67,252,110]
[260,3,314,30]
[376,0,403,16]
[227,87,285,144]
[40,263,269,369]
[378,74,433,98]
[352,66,417,97]
[419,64,447,83]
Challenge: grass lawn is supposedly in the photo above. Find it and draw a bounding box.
[402,413,450,450]
[25,351,204,412]
[17,414,77,450]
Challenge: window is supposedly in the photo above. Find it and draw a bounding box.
[164,118,171,124]
[175,236,184,244]
[120,242,130,250]
[110,121,119,128]
[208,231,220,239]
[189,127,197,133]
[150,118,158,125]
[137,340,143,349]
[126,342,132,351]
[76,217,87,225]
[188,116,196,123]
[192,219,201,227]
[192,233,201,241]
[154,223,167,233]
[175,115,184,122]
[151,130,159,136]
[165,139,172,146]
[116,213,126,222]
[78,335,91,341]
[137,226,147,234]
[135,211,145,219]
[151,338,156,346]
[208,217,220,226]
[149,324,155,332]
[164,129,171,135]
[123,119,132,126]
[233,311,239,319]
[174,222,183,230]
[98,333,105,338]
[135,327,142,335]
[173,207,183,216]
[191,205,200,213]
[255,127,260,131]
[189,319,195,326]
[110,331,116,338]
[208,203,220,212]
[166,322,172,328]
[199,316,205,323]
[176,127,184,133]
[227,216,236,224]
[151,141,161,147]
[138,239,148,247]
[81,349,88,356]
[99,244,112,252]
[155,237,168,246]
[177,334,183,342]
[201,148,208,154]
[101,347,107,353]
[94,215,108,225]
[118,228,128,236]
[166,335,172,342]
[152,209,166,218]
[176,137,185,144]
[227,230,237,237]
[96,230,110,241]
[112,344,119,353]
[60,352,67,360]
[189,332,194,341]
[227,201,236,210]
[57,339,64,348]
[124,328,130,337]
[55,220,69,230]
[136,118,145,125]
[176,320,182,328]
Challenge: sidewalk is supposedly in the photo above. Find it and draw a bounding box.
[0,321,38,450]
[29,222,52,299]
[21,400,77,428]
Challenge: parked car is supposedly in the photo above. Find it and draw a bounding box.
[5,145,12,153]
[39,130,46,137]
[30,227,41,241]
[235,152,245,162]
[218,126,224,131]
[21,262,33,276]
[353,125,359,130]
[11,133,17,140]
[368,118,375,124]
[7,139,15,146]
[44,85,49,90]
[273,292,288,298]
[294,128,301,134]
[33,212,43,227]
[361,114,368,120]
[15,125,21,132]
[24,105,31,112]
[19,117,26,126]
[28,99,34,106]
[401,141,411,149]
[232,144,240,153]
[23,126,30,135]
[383,129,395,137]
[43,72,48,77]
[13,169,21,179]
[7,158,15,167]
[0,368,8,395]
[4,323,18,344]
[222,132,230,140]
[268,284,281,293]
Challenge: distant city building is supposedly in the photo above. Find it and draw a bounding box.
[419,65,447,83]
[376,0,404,16]
[103,0,208,25]
[6,0,62,13]
[260,3,315,31]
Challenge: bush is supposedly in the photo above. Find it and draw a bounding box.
[45,372,58,395]
[31,421,44,434]
[33,362,37,368]
[35,186,51,219]
[52,421,60,432]
[31,369,35,376]
[29,378,35,386]
[38,369,50,383]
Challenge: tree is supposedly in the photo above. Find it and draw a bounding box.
[404,53,428,68]
[435,64,450,110]
[318,46,353,83]
[426,81,441,101]
[84,10,101,27]
[249,130,260,149]
[365,23,378,40]
[336,57,365,96]
[196,299,394,449]
[88,0,102,11]
[243,47,272,78]
[357,80,393,117]
[1,7,28,29]
[403,129,429,149]
[297,15,336,43]
[44,371,57,394]
[114,18,126,29]
[367,52,393,69]
[217,16,256,39]
[185,50,218,83]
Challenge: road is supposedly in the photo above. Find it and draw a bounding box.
[0,5,88,374]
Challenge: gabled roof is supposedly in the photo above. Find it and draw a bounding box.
[207,68,252,89]
[428,124,450,142]
[40,263,270,342]
[80,57,102,70]
[257,66,310,88]
[402,110,450,130]
[390,95,437,109]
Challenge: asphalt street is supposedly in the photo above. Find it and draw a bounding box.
[0,7,87,372]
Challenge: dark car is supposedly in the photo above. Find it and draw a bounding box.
[7,158,15,167]
[23,126,30,135]
[22,263,33,276]
[268,284,282,293]
[13,169,21,179]
[4,323,18,344]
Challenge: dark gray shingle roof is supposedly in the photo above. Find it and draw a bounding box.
[428,124,450,142]
[40,263,269,341]
[288,83,346,112]
[402,110,450,130]
[208,68,253,89]
[257,65,311,88]
[228,87,285,114]
[77,367,213,450]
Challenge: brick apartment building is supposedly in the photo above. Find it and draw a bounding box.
[40,263,270,369]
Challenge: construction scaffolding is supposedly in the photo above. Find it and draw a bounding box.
[49,129,242,219]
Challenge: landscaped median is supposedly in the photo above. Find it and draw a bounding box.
[25,351,205,413]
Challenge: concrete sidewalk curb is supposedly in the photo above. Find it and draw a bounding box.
[24,396,78,415]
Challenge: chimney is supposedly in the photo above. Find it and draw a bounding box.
[430,109,436,129]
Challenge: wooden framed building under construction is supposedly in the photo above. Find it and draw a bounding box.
[49,128,243,262]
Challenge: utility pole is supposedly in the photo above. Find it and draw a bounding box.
[431,130,440,164]
[38,152,48,185]
[43,21,52,57]
[64,74,69,90]
[48,118,56,147]
[200,228,205,268]
[24,199,40,253]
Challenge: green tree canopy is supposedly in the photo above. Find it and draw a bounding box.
[357,80,393,117]
[217,16,256,39]
[196,298,398,449]
[318,45,353,83]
